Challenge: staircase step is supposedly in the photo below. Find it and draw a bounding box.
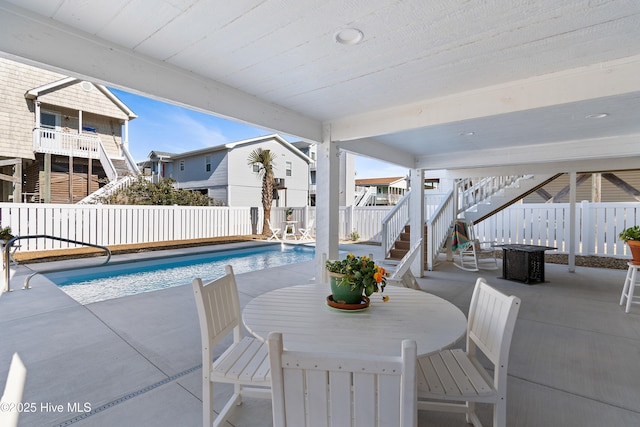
[399,232,410,241]
[395,240,410,250]
[389,248,408,260]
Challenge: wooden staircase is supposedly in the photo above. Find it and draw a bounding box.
[387,224,429,269]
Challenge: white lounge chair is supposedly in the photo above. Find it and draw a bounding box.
[386,238,422,290]
[267,331,417,427]
[0,353,27,427]
[297,218,314,240]
[192,265,271,427]
[266,219,281,241]
[417,277,521,427]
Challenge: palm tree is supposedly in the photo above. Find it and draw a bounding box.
[247,148,276,237]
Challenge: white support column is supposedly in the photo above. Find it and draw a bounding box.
[568,171,577,272]
[315,125,340,284]
[78,110,83,133]
[33,101,40,150]
[123,120,129,148]
[410,169,424,277]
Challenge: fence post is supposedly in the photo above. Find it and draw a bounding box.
[581,201,593,256]
[250,207,259,235]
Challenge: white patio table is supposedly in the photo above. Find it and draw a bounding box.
[242,284,467,357]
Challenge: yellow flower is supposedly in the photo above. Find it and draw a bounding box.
[382,295,390,302]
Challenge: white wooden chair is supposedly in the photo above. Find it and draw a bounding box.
[192,265,271,427]
[267,331,417,427]
[266,219,281,241]
[452,220,499,272]
[416,278,521,427]
[386,238,422,290]
[0,353,27,427]
[298,218,314,240]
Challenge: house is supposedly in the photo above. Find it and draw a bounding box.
[355,176,408,206]
[0,57,138,204]
[523,171,640,203]
[145,134,311,207]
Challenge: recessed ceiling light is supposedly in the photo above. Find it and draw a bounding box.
[459,131,475,136]
[335,28,364,45]
[585,113,609,119]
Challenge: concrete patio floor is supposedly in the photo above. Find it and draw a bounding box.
[1,242,640,426]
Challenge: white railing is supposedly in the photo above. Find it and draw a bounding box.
[474,201,640,258]
[1,201,639,258]
[98,139,118,181]
[457,175,524,214]
[380,191,411,257]
[77,175,138,204]
[33,128,100,159]
[121,143,140,174]
[426,190,455,270]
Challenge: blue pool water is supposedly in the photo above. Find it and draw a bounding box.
[46,244,315,304]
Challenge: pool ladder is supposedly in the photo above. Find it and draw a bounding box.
[2,235,111,293]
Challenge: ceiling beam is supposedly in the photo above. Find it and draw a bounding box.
[417,134,639,172]
[328,55,640,142]
[0,1,323,143]
[336,138,416,169]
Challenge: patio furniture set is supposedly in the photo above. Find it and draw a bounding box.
[266,219,314,241]
[192,264,521,427]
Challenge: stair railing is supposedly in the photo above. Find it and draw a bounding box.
[381,191,411,258]
[98,140,118,182]
[426,189,455,271]
[456,175,525,214]
[77,174,138,204]
[120,142,140,174]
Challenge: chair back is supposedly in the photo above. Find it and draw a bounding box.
[467,278,521,380]
[267,332,417,427]
[451,220,473,251]
[0,353,27,427]
[192,266,242,364]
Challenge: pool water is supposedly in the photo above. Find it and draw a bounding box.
[46,244,315,304]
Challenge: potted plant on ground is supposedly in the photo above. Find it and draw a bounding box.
[326,253,387,304]
[619,225,640,265]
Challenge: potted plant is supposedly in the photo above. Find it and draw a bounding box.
[0,226,13,243]
[619,225,640,265]
[326,253,387,304]
[285,207,293,221]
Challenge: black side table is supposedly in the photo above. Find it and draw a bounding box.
[495,244,557,284]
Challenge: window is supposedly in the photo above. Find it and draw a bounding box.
[286,161,292,177]
[41,111,59,129]
[253,164,260,173]
[205,156,211,172]
[180,160,185,171]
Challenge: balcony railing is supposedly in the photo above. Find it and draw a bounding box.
[33,128,101,159]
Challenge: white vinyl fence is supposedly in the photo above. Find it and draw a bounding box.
[474,201,640,258]
[1,201,639,258]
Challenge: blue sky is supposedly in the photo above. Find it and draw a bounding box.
[110,88,408,179]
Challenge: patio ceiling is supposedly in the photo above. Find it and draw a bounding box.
[1,0,639,173]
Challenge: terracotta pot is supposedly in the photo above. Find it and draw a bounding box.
[328,271,363,304]
[628,240,640,265]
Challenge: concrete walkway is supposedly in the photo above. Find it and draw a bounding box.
[1,242,639,426]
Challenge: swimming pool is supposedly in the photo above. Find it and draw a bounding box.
[45,244,315,304]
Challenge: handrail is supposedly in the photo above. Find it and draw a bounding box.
[3,235,111,293]
[426,189,455,271]
[380,191,411,258]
